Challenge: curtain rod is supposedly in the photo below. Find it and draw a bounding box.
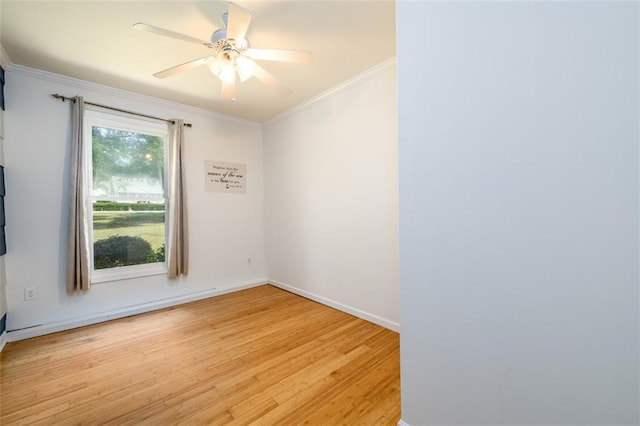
[50,94,192,128]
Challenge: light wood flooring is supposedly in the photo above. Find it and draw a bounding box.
[0,285,400,425]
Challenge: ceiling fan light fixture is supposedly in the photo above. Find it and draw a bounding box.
[218,65,236,83]
[207,51,236,83]
[206,57,223,76]
[236,56,255,82]
[207,50,253,83]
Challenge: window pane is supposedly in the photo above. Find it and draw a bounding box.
[93,201,165,270]
[91,127,164,198]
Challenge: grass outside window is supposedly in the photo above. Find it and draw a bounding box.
[92,206,166,270]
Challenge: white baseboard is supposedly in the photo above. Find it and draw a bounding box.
[397,420,410,426]
[6,279,399,341]
[0,330,6,352]
[269,280,399,332]
[7,281,267,342]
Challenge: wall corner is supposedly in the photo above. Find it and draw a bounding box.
[0,44,11,70]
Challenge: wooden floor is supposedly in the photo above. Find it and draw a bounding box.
[0,285,400,425]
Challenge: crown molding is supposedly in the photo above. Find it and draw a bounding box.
[6,64,261,127]
[264,56,396,126]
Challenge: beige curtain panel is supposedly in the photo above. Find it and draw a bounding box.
[167,119,189,279]
[66,96,91,292]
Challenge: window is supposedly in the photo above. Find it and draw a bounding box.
[84,109,168,282]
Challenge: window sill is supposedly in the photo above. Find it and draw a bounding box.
[91,262,167,284]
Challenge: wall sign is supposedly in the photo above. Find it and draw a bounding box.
[204,160,246,193]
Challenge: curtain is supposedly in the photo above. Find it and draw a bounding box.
[66,97,90,292]
[167,119,189,278]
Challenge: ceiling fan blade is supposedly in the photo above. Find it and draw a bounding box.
[221,78,237,101]
[133,23,213,48]
[252,63,292,97]
[245,48,313,64]
[226,2,252,42]
[153,56,212,79]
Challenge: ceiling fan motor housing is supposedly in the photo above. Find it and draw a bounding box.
[211,28,249,54]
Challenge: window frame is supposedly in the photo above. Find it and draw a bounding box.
[83,108,169,283]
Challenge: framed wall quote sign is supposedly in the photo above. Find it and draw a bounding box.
[204,161,246,194]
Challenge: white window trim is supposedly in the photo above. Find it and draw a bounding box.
[83,108,169,283]
[91,262,167,284]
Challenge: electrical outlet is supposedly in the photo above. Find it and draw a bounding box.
[24,287,37,301]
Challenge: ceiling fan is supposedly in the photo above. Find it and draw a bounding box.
[133,2,313,102]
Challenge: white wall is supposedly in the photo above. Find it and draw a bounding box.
[398,2,638,425]
[263,60,398,330]
[4,66,267,334]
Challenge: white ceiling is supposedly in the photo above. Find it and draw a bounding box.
[0,0,396,122]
